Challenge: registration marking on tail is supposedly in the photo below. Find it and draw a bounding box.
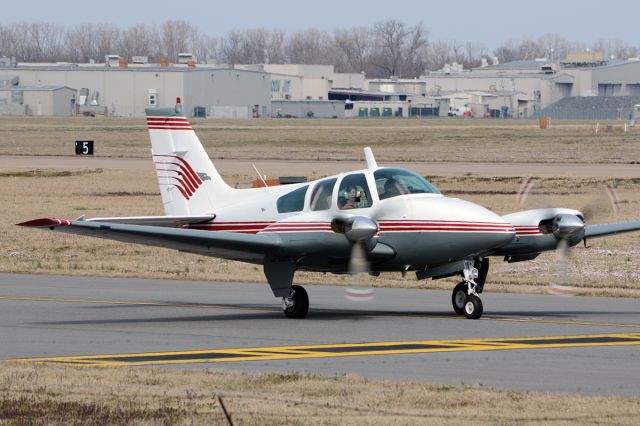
[19,333,640,367]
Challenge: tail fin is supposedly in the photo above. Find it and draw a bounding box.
[146,99,234,215]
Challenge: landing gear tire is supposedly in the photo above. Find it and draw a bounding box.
[463,294,483,320]
[452,282,467,315]
[282,285,309,319]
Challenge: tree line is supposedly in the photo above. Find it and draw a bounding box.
[1,20,638,78]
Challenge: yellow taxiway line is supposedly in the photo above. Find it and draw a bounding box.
[18,332,640,367]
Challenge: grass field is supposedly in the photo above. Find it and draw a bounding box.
[2,362,640,425]
[1,116,639,163]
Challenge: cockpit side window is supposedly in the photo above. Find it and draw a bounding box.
[374,168,440,200]
[277,185,308,213]
[310,178,337,211]
[338,173,373,210]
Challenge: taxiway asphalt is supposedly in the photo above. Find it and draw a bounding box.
[1,273,639,396]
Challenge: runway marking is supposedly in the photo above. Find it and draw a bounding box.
[19,333,640,367]
[2,295,640,329]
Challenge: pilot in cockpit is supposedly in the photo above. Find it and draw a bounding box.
[382,178,406,199]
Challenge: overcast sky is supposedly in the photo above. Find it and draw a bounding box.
[4,0,639,50]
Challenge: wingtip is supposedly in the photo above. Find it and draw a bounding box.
[16,218,71,227]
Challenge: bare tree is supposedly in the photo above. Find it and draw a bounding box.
[370,20,428,78]
[220,29,245,65]
[426,40,453,71]
[402,23,429,77]
[371,19,408,77]
[333,26,371,73]
[161,20,195,61]
[266,29,286,63]
[285,28,332,64]
[64,24,98,62]
[191,33,219,64]
[1,19,638,73]
[592,38,639,60]
[120,24,160,61]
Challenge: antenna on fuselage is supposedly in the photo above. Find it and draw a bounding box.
[364,147,378,170]
[252,163,273,194]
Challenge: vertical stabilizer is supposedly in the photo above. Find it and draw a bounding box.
[146,99,234,215]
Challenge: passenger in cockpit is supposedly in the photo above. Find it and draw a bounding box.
[342,186,358,209]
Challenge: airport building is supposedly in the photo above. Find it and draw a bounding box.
[421,56,640,118]
[0,62,272,118]
[1,52,638,120]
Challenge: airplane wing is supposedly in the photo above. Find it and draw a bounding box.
[585,220,640,239]
[17,218,282,263]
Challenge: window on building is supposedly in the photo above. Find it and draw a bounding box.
[271,80,281,92]
[277,186,308,213]
[283,80,291,93]
[309,178,337,211]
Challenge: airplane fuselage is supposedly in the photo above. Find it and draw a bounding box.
[187,167,516,272]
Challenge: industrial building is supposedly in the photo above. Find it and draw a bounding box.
[2,50,639,120]
[0,85,76,116]
[421,57,640,118]
[0,63,271,118]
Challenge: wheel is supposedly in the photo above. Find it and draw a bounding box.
[451,282,468,315]
[282,285,309,319]
[463,294,483,320]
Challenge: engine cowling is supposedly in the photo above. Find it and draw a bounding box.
[331,215,379,245]
[552,214,585,240]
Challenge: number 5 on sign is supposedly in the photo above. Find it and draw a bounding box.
[75,140,94,156]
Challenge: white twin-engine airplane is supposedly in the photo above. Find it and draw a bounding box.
[19,99,640,319]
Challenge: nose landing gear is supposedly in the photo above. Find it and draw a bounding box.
[451,259,488,319]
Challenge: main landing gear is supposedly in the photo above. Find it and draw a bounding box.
[451,259,488,320]
[282,285,309,319]
[263,260,309,319]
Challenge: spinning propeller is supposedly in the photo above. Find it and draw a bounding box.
[331,215,379,301]
[515,177,621,295]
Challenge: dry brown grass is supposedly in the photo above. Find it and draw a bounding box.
[1,116,639,296]
[1,116,639,163]
[1,362,639,425]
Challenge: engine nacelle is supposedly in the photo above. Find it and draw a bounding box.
[331,215,379,246]
[552,214,585,241]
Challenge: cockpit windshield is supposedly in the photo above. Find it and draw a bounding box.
[374,168,441,200]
